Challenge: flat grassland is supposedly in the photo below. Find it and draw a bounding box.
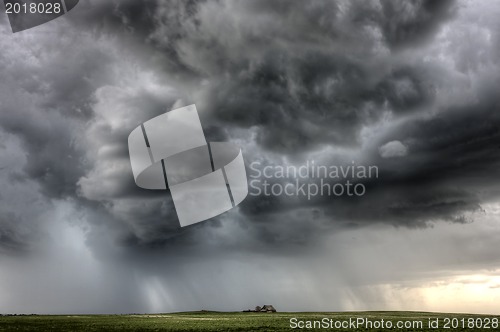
[0,311,498,331]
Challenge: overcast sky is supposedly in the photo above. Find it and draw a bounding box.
[1,0,500,314]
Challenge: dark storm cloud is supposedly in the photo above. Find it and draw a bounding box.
[71,0,158,34]
[168,0,500,237]
[126,0,455,156]
[0,0,496,253]
[69,0,206,79]
[3,0,500,316]
[0,213,29,254]
[378,0,456,47]
[238,85,500,229]
[334,90,500,227]
[67,0,493,245]
[0,29,116,200]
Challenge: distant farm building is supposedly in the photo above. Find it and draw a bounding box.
[260,305,276,313]
[244,305,277,313]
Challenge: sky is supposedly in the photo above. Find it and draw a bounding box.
[0,0,500,314]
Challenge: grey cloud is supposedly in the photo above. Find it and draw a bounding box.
[2,0,500,315]
[377,0,457,48]
[0,214,30,254]
[0,0,484,251]
[69,0,500,245]
[143,1,452,154]
[379,140,408,158]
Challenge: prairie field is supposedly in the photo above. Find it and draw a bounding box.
[0,311,499,331]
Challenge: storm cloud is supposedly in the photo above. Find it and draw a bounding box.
[0,0,500,314]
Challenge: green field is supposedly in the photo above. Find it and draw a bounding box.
[0,311,499,331]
